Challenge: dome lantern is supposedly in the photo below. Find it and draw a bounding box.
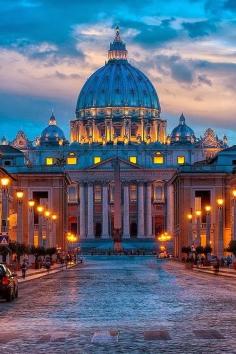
[108,26,128,61]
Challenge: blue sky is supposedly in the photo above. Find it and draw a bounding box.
[0,0,235,143]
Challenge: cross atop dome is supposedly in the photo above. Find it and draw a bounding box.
[108,26,128,61]
[179,113,186,125]
[49,110,57,126]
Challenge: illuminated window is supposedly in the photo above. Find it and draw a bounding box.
[67,157,77,165]
[129,156,137,164]
[46,158,54,165]
[153,153,164,164]
[94,156,101,164]
[177,156,185,164]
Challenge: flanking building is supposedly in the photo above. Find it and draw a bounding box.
[0,27,233,256]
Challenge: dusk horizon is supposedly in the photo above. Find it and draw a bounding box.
[0,0,235,143]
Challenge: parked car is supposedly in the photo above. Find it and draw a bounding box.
[0,264,18,302]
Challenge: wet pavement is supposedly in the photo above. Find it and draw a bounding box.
[0,256,236,353]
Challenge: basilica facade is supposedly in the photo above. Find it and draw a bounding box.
[0,27,234,257]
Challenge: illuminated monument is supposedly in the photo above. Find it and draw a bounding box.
[0,27,232,256]
[70,27,166,145]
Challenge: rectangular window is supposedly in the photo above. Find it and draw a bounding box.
[67,157,77,165]
[130,185,137,202]
[177,156,185,164]
[129,156,137,164]
[94,156,101,164]
[94,185,102,202]
[153,154,164,164]
[68,186,78,203]
[46,158,53,165]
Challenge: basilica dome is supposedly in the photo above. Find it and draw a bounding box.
[170,114,196,144]
[40,113,67,146]
[76,27,161,119]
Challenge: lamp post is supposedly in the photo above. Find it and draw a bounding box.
[217,198,224,258]
[28,200,35,246]
[195,210,202,246]
[205,205,211,246]
[1,177,10,234]
[187,213,193,246]
[232,190,236,240]
[16,191,24,244]
[37,205,44,247]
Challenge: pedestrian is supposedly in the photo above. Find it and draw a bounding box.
[21,261,27,279]
[45,258,51,273]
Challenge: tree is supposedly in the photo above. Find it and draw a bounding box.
[227,240,236,257]
[0,245,10,263]
[9,242,29,263]
[195,246,204,255]
[181,246,191,255]
[46,247,57,256]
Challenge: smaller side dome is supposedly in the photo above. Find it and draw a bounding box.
[170,113,196,144]
[39,112,67,146]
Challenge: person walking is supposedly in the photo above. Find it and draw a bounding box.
[21,261,27,279]
[45,258,51,273]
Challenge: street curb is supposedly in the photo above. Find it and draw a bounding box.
[193,267,236,279]
[18,264,78,284]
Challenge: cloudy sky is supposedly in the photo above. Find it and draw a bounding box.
[0,0,235,142]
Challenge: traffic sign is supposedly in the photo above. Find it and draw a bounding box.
[0,235,9,245]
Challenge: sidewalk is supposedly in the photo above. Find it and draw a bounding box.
[17,263,77,284]
[193,265,236,279]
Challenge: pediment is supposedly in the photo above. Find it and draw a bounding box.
[85,157,142,171]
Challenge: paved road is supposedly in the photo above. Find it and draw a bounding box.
[0,256,236,353]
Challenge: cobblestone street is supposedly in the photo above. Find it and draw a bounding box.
[1,256,236,353]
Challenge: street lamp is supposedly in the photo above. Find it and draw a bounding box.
[195,210,201,246]
[44,210,51,247]
[51,213,57,247]
[0,177,10,234]
[232,190,236,241]
[205,205,211,246]
[187,213,193,245]
[37,205,44,247]
[217,198,224,258]
[16,191,24,244]
[28,200,35,246]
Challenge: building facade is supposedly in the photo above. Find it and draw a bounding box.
[0,27,233,256]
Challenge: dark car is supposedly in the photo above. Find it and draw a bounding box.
[0,264,18,302]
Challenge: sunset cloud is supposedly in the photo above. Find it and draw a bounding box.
[0,0,235,143]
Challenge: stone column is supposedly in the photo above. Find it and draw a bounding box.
[1,188,9,233]
[79,183,86,239]
[87,183,94,238]
[17,200,23,244]
[196,215,201,246]
[146,183,152,238]
[137,183,144,238]
[38,214,43,247]
[166,184,174,236]
[206,211,211,245]
[217,204,224,258]
[28,206,34,246]
[233,198,236,240]
[123,184,130,238]
[102,184,109,238]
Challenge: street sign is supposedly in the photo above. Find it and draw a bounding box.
[0,235,9,245]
